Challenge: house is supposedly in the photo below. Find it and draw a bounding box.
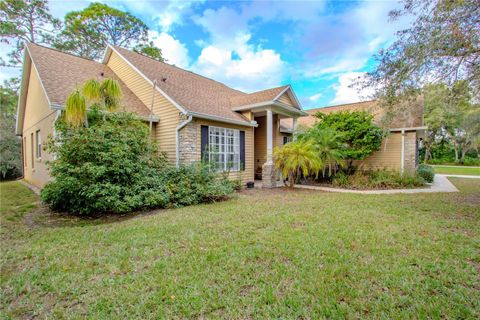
[283,100,426,173]
[16,43,306,189]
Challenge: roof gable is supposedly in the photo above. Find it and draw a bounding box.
[21,43,150,118]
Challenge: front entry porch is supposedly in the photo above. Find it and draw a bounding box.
[251,107,303,188]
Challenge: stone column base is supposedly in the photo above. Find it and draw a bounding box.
[262,163,276,188]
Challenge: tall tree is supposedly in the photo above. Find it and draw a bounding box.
[360,0,480,101]
[54,2,162,61]
[0,81,22,179]
[0,0,61,66]
[423,81,479,163]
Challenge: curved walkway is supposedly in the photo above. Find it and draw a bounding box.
[294,174,459,194]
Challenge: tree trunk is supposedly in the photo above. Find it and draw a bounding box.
[453,142,459,163]
[423,146,431,164]
[461,147,468,163]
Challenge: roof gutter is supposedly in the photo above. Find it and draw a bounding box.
[232,101,308,116]
[187,111,258,127]
[389,126,427,132]
[50,103,160,122]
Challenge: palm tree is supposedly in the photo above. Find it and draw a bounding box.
[273,139,323,188]
[64,78,122,127]
[312,128,346,177]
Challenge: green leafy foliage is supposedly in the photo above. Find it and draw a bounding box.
[311,110,384,163]
[133,41,165,62]
[0,82,21,180]
[0,0,61,65]
[41,112,235,215]
[360,0,479,100]
[298,127,345,177]
[273,140,323,188]
[417,164,435,183]
[332,170,426,189]
[53,2,160,61]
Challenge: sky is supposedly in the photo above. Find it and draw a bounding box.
[0,0,411,109]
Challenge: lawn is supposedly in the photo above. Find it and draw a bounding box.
[433,165,480,176]
[1,179,479,318]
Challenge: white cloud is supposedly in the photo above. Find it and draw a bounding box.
[192,33,285,92]
[309,93,323,102]
[153,0,201,32]
[331,72,375,104]
[149,31,190,68]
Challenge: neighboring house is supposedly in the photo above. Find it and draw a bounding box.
[283,100,426,173]
[16,43,306,189]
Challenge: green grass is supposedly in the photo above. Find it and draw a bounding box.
[1,179,479,318]
[433,165,480,176]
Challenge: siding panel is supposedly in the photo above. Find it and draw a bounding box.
[107,51,180,162]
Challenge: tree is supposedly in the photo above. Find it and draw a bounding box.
[64,78,122,127]
[0,0,61,65]
[423,81,479,163]
[298,127,345,177]
[273,140,322,188]
[0,81,21,179]
[312,111,384,169]
[360,0,480,101]
[54,2,162,61]
[133,41,164,62]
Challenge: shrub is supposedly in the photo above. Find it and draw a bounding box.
[417,164,435,183]
[311,110,385,167]
[330,169,425,189]
[273,140,323,188]
[41,112,235,215]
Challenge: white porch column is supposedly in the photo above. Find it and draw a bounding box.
[292,117,298,139]
[400,129,405,175]
[266,108,273,164]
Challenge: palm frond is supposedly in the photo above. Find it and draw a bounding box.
[100,78,122,111]
[82,79,101,103]
[65,89,86,127]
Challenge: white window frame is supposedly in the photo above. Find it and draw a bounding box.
[208,126,241,172]
[35,130,42,160]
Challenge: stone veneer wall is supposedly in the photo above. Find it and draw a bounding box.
[178,119,198,165]
[403,131,417,173]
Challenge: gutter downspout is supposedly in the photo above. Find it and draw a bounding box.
[176,115,193,167]
[400,129,405,175]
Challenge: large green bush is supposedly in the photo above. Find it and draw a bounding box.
[312,111,385,164]
[41,112,235,215]
[417,164,435,183]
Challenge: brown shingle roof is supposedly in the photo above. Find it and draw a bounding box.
[282,100,423,129]
[229,85,288,107]
[27,43,150,117]
[112,46,296,123]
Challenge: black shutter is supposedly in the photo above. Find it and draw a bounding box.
[201,125,209,162]
[240,130,245,171]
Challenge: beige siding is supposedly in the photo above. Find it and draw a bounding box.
[356,132,403,171]
[277,92,294,107]
[22,64,56,188]
[107,51,180,162]
[192,119,255,183]
[253,115,284,171]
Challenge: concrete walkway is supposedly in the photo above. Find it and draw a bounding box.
[294,174,459,194]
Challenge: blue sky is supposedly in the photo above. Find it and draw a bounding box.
[0,0,410,109]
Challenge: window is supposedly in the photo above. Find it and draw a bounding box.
[283,136,293,145]
[35,130,42,159]
[30,133,34,168]
[208,126,240,171]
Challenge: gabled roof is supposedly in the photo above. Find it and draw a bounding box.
[281,99,424,130]
[104,46,303,123]
[229,85,288,107]
[27,43,150,115]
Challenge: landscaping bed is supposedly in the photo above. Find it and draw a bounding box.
[299,169,429,190]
